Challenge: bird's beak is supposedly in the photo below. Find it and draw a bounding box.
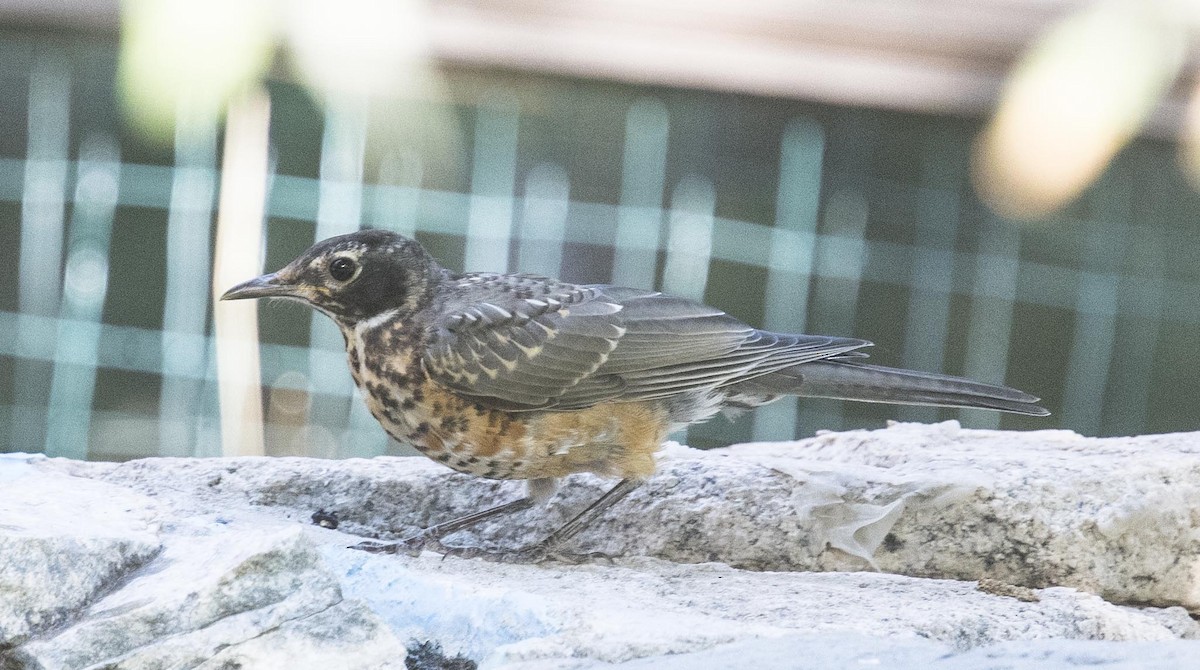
[220,273,302,301]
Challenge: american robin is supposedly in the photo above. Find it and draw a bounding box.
[222,229,1048,560]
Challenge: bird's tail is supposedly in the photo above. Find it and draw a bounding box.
[745,359,1049,416]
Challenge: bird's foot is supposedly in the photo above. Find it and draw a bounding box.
[546,549,620,565]
[349,530,449,556]
[433,542,618,565]
[358,542,537,563]
[350,534,619,565]
[348,532,511,560]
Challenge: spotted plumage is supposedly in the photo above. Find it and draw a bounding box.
[222,229,1047,560]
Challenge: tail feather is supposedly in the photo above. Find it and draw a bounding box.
[745,360,1049,416]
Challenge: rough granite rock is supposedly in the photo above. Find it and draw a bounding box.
[7,527,407,670]
[194,600,407,670]
[68,421,1200,610]
[729,421,1200,609]
[324,551,1197,667]
[517,635,1200,670]
[5,423,1200,669]
[0,454,160,649]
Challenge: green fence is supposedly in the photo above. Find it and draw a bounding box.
[3,31,1199,461]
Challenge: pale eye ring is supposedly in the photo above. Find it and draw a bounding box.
[329,256,357,282]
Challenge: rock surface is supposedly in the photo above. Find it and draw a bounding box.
[733,422,1200,610]
[10,528,408,670]
[0,457,160,649]
[3,422,1200,669]
[71,421,1200,608]
[327,552,1197,667]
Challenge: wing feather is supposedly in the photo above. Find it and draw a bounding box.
[423,277,870,411]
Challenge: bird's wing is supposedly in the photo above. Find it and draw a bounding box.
[423,277,868,411]
[423,275,627,410]
[588,287,867,403]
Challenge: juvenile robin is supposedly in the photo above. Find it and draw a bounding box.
[222,229,1048,561]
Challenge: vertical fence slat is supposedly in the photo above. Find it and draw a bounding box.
[961,216,1021,429]
[898,137,963,423]
[159,117,218,456]
[613,98,669,290]
[753,118,824,442]
[1061,173,1129,434]
[661,177,716,299]
[371,151,423,237]
[1062,271,1121,432]
[1107,228,1162,434]
[11,53,70,451]
[803,188,870,432]
[661,177,716,444]
[307,98,373,457]
[464,93,519,273]
[517,163,570,278]
[45,138,120,459]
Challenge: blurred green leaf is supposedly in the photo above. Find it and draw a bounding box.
[119,0,276,142]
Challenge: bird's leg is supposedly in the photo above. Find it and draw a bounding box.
[352,497,536,555]
[352,478,557,556]
[352,478,642,563]
[503,478,642,563]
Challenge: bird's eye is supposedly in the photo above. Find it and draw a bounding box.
[329,257,357,282]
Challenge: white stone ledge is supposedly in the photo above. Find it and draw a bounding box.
[4,421,1200,668]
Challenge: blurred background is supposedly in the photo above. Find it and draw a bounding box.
[2,0,1199,461]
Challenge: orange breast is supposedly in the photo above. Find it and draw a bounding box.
[517,400,669,480]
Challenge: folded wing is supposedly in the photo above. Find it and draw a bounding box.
[423,277,869,411]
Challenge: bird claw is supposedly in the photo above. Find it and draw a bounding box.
[396,542,543,563]
[349,539,396,554]
[438,543,618,565]
[504,544,551,564]
[349,531,447,557]
[549,549,619,565]
[350,534,619,565]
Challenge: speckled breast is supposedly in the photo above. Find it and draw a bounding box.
[340,315,539,479]
[340,314,669,482]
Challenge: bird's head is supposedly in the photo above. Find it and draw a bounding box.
[220,229,443,324]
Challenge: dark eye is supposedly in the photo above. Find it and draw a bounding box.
[329,257,356,282]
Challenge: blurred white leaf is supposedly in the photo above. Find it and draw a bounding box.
[286,0,430,96]
[975,1,1185,219]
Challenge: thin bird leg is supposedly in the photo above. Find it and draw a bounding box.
[526,478,642,558]
[353,478,640,562]
[355,478,557,555]
[431,478,642,563]
[421,497,537,540]
[352,496,536,555]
